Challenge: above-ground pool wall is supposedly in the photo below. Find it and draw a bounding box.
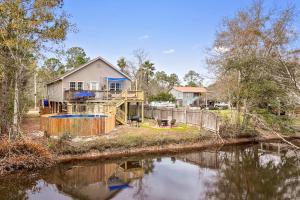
[40,115,115,137]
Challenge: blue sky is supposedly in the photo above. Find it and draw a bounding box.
[63,0,300,85]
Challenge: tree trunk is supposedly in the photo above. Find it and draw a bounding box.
[0,73,9,135]
[236,70,241,127]
[12,72,19,139]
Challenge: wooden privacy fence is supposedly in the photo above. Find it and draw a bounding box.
[144,106,222,132]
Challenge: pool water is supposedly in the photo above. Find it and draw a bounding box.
[49,114,107,118]
[0,141,299,200]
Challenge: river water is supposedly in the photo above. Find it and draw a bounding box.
[0,141,299,200]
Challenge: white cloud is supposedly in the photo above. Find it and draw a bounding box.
[213,46,229,53]
[162,49,175,54]
[138,34,150,40]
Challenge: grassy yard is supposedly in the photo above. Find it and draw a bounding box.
[48,120,213,155]
[209,109,242,122]
[292,117,300,130]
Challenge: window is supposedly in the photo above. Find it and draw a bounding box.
[77,82,83,90]
[70,82,76,90]
[110,82,121,91]
[90,82,98,90]
[193,93,200,97]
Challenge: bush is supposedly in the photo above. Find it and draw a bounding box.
[149,92,176,102]
[254,109,294,133]
[0,137,54,175]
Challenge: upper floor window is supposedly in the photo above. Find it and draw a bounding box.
[70,82,76,90]
[110,82,121,91]
[90,82,98,90]
[77,82,83,90]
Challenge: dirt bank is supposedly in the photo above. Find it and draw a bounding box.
[57,135,300,163]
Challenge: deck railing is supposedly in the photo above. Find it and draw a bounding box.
[64,90,144,101]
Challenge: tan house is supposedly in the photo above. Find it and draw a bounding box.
[170,86,207,107]
[44,56,144,124]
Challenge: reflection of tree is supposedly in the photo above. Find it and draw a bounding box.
[206,146,300,199]
[133,159,155,200]
[0,173,42,200]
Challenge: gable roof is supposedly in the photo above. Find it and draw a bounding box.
[47,56,131,85]
[173,86,207,93]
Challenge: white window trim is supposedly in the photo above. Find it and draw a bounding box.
[77,81,84,90]
[109,81,122,91]
[69,81,76,90]
[68,81,85,90]
[89,81,99,91]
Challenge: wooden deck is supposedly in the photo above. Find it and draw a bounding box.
[66,90,144,125]
[64,90,144,102]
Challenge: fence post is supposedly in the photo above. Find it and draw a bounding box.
[215,115,218,133]
[185,108,187,124]
[151,106,154,119]
[200,111,202,129]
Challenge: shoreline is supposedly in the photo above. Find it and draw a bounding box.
[57,135,300,163]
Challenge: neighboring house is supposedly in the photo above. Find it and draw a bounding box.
[45,56,144,124]
[170,86,207,107]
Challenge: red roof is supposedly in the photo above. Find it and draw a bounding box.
[173,86,207,93]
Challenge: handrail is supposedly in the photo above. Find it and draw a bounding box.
[64,89,144,101]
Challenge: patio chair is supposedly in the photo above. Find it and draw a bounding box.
[131,115,142,127]
[170,119,176,128]
[157,119,162,127]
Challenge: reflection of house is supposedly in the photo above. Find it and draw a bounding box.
[44,56,144,124]
[170,86,207,107]
[177,149,239,169]
[46,160,145,200]
[177,151,220,169]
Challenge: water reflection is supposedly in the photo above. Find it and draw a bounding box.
[0,142,299,200]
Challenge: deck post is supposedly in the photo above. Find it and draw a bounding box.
[141,101,144,122]
[106,77,109,100]
[125,101,128,124]
[54,102,56,113]
[137,102,140,117]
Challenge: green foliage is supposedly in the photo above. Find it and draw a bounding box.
[149,92,176,102]
[208,1,299,131]
[254,109,294,133]
[0,0,70,136]
[65,47,90,70]
[154,71,180,91]
[183,70,203,86]
[117,57,127,72]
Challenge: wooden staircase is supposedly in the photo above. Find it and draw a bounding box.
[116,107,126,124]
[68,89,144,125]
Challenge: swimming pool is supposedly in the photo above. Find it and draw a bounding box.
[41,114,115,136]
[49,114,108,118]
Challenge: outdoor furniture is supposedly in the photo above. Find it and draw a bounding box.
[161,119,169,126]
[170,119,176,128]
[157,119,162,127]
[130,115,142,127]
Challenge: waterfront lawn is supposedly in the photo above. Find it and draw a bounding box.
[48,120,214,155]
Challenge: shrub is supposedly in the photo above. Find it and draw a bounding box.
[149,92,176,102]
[0,137,54,175]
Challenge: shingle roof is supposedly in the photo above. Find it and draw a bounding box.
[173,86,207,93]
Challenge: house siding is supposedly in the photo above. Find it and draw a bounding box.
[47,59,131,102]
[47,80,63,102]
